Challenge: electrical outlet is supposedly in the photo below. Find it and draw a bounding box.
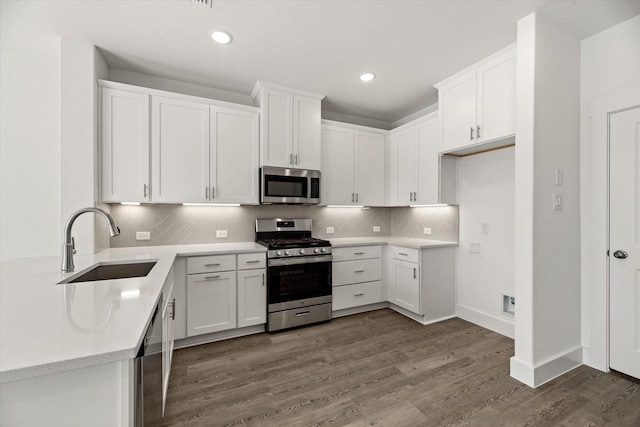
[216,230,228,238]
[136,231,150,241]
[326,227,334,234]
[423,227,432,235]
[481,222,489,234]
[469,242,481,254]
[553,194,563,211]
[503,295,516,315]
[373,226,381,232]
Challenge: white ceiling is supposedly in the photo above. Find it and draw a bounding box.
[2,0,639,125]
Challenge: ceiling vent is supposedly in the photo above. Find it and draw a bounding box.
[192,0,212,7]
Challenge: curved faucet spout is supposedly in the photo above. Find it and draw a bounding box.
[62,207,121,272]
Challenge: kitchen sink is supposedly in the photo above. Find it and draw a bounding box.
[58,260,157,284]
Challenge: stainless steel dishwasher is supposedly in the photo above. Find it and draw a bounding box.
[134,297,163,426]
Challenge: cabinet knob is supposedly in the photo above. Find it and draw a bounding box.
[470,126,474,141]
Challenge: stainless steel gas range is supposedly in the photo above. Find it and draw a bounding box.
[255,218,332,332]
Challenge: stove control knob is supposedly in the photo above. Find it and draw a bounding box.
[284,250,291,256]
[299,249,306,255]
[321,247,327,253]
[314,248,320,254]
[276,251,283,257]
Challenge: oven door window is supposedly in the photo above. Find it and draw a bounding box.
[268,261,331,304]
[264,175,308,198]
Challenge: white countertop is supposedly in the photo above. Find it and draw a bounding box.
[0,242,266,384]
[330,237,458,249]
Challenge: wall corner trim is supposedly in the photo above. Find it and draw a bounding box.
[510,346,583,388]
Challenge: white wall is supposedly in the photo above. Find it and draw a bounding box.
[580,15,640,371]
[511,12,582,388]
[0,39,61,262]
[455,147,515,338]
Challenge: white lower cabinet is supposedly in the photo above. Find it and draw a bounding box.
[386,245,456,322]
[161,272,175,413]
[332,246,383,311]
[184,252,266,338]
[237,269,266,328]
[186,271,237,336]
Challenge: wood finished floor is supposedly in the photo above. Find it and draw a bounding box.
[163,309,640,426]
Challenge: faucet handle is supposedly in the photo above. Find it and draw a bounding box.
[72,237,76,255]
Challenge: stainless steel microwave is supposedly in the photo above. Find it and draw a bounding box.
[260,166,321,204]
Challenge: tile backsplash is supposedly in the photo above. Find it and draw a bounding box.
[108,204,458,248]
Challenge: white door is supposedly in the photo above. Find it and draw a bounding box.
[415,117,439,205]
[439,70,476,152]
[210,107,259,204]
[610,105,640,379]
[151,96,210,203]
[293,95,322,170]
[355,130,385,206]
[395,127,416,205]
[186,271,237,336]
[261,88,293,168]
[237,269,266,328]
[390,259,420,315]
[321,125,355,205]
[476,50,516,143]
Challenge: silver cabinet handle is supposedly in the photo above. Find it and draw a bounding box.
[170,298,176,320]
[355,193,359,202]
[245,260,260,264]
[204,275,221,280]
[413,192,417,201]
[211,186,214,199]
[409,192,413,202]
[295,311,310,317]
[477,125,481,139]
[352,193,355,202]
[262,273,265,287]
[354,269,365,273]
[613,250,628,259]
[354,293,365,297]
[413,268,417,279]
[143,183,147,198]
[398,252,408,256]
[205,186,209,199]
[205,263,221,267]
[354,252,365,255]
[470,126,474,140]
[294,154,298,165]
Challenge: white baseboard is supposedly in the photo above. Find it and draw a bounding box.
[174,324,265,349]
[510,346,583,388]
[332,302,388,318]
[456,304,514,338]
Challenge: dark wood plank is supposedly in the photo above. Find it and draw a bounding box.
[162,309,640,427]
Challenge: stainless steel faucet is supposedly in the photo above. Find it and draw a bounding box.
[61,207,120,272]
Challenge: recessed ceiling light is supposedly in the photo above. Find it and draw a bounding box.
[360,72,376,82]
[210,30,232,44]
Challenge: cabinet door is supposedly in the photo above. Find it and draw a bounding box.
[390,259,421,315]
[355,130,385,206]
[237,269,266,328]
[415,117,439,205]
[186,271,236,336]
[261,88,293,168]
[321,125,355,205]
[162,283,174,412]
[152,96,210,203]
[476,52,516,143]
[101,88,150,203]
[210,107,259,204]
[439,70,477,152]
[395,127,416,205]
[293,95,322,170]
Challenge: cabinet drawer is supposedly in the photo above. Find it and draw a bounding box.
[332,245,382,262]
[333,258,382,286]
[333,281,383,310]
[187,254,236,274]
[390,246,419,263]
[238,253,266,270]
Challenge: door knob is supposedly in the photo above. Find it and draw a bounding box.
[613,250,628,259]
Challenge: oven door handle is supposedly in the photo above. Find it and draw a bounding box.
[268,254,333,267]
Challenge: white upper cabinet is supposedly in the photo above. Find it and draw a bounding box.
[210,107,259,205]
[100,87,150,203]
[321,121,386,206]
[152,96,210,203]
[389,113,440,206]
[253,82,324,170]
[436,44,516,155]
